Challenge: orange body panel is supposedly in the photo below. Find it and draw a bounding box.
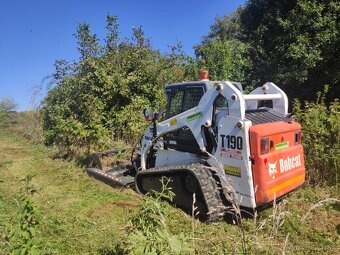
[250,121,305,206]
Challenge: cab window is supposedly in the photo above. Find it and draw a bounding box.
[166,86,205,118]
[183,87,205,112]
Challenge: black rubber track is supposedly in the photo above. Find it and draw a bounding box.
[135,163,226,222]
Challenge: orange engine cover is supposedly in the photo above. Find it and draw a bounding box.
[250,121,305,206]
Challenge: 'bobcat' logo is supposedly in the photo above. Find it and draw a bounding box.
[268,161,277,178]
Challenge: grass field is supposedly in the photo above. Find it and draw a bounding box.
[0,125,339,254]
[0,127,142,254]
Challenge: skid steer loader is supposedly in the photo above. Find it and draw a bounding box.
[86,72,305,222]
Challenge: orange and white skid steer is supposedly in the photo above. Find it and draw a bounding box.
[86,73,305,222]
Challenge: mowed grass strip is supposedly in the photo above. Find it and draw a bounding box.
[0,128,141,254]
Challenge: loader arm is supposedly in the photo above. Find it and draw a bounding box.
[140,81,246,170]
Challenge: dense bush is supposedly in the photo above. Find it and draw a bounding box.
[194,7,252,84]
[41,16,197,157]
[0,98,18,129]
[293,87,339,185]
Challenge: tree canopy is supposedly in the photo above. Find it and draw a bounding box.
[42,15,196,155]
[239,0,340,100]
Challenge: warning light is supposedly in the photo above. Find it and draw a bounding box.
[199,70,209,81]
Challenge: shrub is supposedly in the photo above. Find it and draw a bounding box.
[17,111,44,144]
[0,97,17,112]
[5,175,40,254]
[293,86,339,185]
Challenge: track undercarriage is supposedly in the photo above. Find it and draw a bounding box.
[136,164,226,222]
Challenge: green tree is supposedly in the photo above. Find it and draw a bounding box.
[240,0,340,100]
[42,16,196,157]
[74,23,101,60]
[52,59,75,86]
[195,8,251,83]
[0,97,17,112]
[195,38,251,82]
[105,14,120,52]
[202,6,243,41]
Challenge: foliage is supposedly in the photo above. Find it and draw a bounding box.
[124,178,193,255]
[74,23,101,60]
[195,8,252,83]
[0,110,7,127]
[12,111,44,145]
[240,0,340,100]
[203,7,243,41]
[195,38,251,82]
[0,111,19,131]
[105,15,119,52]
[293,86,340,185]
[5,175,40,255]
[42,16,195,157]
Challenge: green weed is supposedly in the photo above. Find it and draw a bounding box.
[123,177,193,255]
[5,175,40,255]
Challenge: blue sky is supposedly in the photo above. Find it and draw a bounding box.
[0,0,245,111]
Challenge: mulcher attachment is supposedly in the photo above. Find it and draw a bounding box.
[85,166,135,188]
[85,148,137,188]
